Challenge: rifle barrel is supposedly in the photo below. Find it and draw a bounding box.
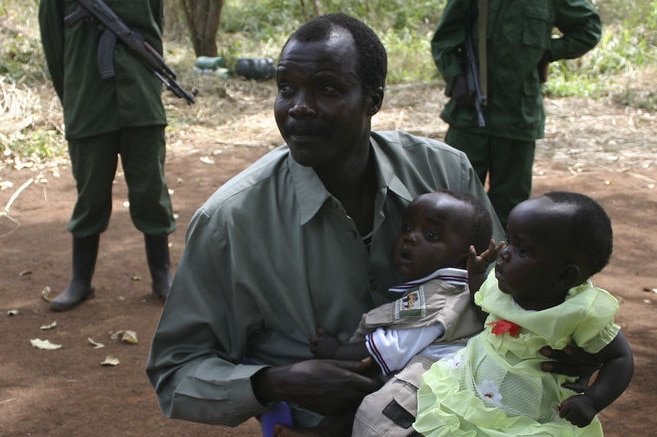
[66,0,196,104]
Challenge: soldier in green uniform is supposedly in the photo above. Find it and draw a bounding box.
[38,0,176,311]
[432,0,602,227]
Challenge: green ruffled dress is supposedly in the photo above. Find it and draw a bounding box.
[414,272,620,437]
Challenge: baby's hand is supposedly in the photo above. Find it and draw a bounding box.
[558,394,597,427]
[310,328,342,359]
[467,240,505,275]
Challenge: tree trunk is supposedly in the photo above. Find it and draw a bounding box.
[299,0,321,21]
[181,0,223,57]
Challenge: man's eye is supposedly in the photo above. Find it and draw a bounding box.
[277,83,294,96]
[319,85,339,96]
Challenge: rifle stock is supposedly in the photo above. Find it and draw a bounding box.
[65,0,196,105]
[464,28,486,127]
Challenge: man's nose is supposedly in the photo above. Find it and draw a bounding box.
[289,92,317,118]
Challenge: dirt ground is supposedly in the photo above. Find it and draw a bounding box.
[1,81,656,436]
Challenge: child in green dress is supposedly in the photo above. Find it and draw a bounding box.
[414,191,634,436]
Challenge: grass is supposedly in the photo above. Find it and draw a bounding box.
[1,0,656,163]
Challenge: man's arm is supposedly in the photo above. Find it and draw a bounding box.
[38,0,67,101]
[548,0,602,62]
[146,170,384,426]
[251,359,381,416]
[558,331,634,427]
[431,0,472,92]
[146,207,274,426]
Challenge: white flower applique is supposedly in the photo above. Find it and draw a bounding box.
[444,352,464,369]
[476,380,503,407]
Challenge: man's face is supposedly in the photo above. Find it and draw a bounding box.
[274,28,375,170]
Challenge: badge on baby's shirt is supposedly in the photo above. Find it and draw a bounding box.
[394,289,427,318]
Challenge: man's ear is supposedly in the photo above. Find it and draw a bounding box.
[558,264,581,289]
[367,87,384,115]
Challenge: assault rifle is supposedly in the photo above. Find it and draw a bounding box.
[65,0,196,104]
[464,24,486,127]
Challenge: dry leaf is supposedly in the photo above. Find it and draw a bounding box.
[88,337,105,349]
[41,286,55,302]
[30,338,62,350]
[40,321,57,330]
[100,356,120,366]
[110,330,138,344]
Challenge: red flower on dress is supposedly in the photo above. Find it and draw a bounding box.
[487,319,521,337]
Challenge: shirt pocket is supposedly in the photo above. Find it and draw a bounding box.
[522,1,552,49]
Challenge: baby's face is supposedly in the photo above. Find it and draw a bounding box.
[494,198,575,310]
[392,193,472,281]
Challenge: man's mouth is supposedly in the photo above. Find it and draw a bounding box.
[287,134,316,145]
[284,121,325,138]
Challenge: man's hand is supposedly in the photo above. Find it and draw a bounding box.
[252,359,382,416]
[310,328,342,359]
[540,345,602,392]
[450,75,473,108]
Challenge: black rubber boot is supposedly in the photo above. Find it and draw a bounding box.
[50,234,99,311]
[144,234,172,300]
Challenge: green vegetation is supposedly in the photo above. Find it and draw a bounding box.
[164,0,657,100]
[1,0,655,162]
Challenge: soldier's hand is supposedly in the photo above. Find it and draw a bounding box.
[451,75,473,108]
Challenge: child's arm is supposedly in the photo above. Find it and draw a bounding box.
[558,331,634,427]
[467,240,505,321]
[310,328,370,361]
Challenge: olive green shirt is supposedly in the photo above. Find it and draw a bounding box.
[38,0,167,140]
[146,130,504,427]
[432,0,601,141]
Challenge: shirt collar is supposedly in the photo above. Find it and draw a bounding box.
[288,157,331,225]
[388,267,468,293]
[289,134,415,226]
[369,135,413,202]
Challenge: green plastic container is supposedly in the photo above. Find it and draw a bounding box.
[195,56,225,70]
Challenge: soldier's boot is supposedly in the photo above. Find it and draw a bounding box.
[50,234,99,311]
[144,233,171,300]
